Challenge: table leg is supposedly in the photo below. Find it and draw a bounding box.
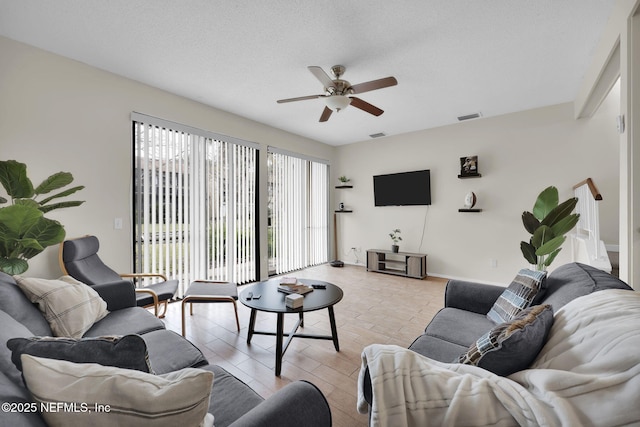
[328,306,340,351]
[247,309,257,344]
[299,311,304,327]
[275,313,284,376]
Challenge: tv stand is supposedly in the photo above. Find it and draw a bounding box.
[366,249,427,279]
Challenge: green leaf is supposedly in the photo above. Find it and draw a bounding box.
[34,172,74,195]
[522,211,540,234]
[0,160,34,199]
[39,200,85,213]
[541,197,578,227]
[550,213,580,237]
[0,204,43,235]
[521,241,538,264]
[531,225,555,249]
[39,185,85,206]
[532,186,558,221]
[536,235,566,256]
[0,258,29,275]
[544,248,562,267]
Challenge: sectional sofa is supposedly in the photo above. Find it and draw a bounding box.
[0,272,331,427]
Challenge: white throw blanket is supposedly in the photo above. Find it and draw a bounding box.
[357,289,640,427]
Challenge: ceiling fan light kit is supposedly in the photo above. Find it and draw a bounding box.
[277,65,398,122]
[325,95,351,112]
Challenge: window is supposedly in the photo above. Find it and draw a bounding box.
[132,113,258,296]
[268,148,329,275]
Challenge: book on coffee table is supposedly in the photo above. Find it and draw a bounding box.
[277,278,313,295]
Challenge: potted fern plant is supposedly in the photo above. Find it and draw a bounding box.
[520,186,580,271]
[0,160,85,275]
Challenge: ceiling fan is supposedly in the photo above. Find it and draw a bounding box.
[277,65,398,122]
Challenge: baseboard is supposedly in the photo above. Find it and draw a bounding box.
[605,244,620,252]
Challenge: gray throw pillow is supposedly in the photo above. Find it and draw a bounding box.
[458,304,554,376]
[7,334,152,373]
[487,269,546,324]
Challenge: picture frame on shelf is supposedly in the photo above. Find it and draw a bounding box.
[459,155,481,178]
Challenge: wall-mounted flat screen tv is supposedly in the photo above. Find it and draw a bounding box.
[373,169,431,206]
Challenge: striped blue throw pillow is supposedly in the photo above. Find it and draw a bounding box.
[487,269,546,324]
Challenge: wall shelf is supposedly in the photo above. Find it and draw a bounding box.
[335,210,353,213]
[458,208,482,213]
[458,174,482,179]
[335,185,353,189]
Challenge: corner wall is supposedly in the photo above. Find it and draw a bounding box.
[0,36,335,279]
[334,96,620,285]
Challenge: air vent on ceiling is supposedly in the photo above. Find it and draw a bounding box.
[457,112,482,122]
[369,132,386,138]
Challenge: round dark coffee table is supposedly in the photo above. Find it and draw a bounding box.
[240,278,343,376]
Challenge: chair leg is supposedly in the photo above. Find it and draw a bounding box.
[232,300,240,332]
[181,298,189,337]
[157,300,168,319]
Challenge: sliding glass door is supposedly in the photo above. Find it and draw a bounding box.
[133,114,258,296]
[267,148,329,275]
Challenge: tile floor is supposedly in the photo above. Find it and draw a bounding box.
[162,263,448,427]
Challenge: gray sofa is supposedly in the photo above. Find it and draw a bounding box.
[363,262,634,405]
[0,272,331,427]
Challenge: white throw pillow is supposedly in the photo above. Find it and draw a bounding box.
[14,275,108,338]
[21,354,214,427]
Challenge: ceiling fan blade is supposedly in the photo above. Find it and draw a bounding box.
[349,76,398,94]
[277,94,323,103]
[308,66,335,89]
[349,97,384,116]
[319,106,333,122]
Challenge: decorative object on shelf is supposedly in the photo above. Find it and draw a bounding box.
[463,191,477,209]
[338,175,350,184]
[389,229,402,253]
[0,160,85,275]
[338,202,345,211]
[520,186,580,271]
[459,155,481,178]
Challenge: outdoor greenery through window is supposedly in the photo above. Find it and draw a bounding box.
[133,113,258,296]
[268,148,329,275]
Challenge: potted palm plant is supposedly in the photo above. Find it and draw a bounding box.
[520,186,579,271]
[0,160,85,275]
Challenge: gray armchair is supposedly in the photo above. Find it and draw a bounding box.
[59,235,178,317]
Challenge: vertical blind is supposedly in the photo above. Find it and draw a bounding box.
[132,114,258,296]
[268,149,329,275]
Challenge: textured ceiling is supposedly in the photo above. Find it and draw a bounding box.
[0,1,615,146]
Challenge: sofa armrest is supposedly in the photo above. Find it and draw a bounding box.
[91,280,136,311]
[229,380,331,427]
[444,280,506,315]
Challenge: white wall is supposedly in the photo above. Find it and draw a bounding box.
[0,36,335,279]
[334,97,620,284]
[0,35,620,285]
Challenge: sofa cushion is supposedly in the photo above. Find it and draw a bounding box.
[0,272,52,336]
[487,269,546,324]
[21,354,214,427]
[142,329,208,374]
[200,364,264,426]
[83,306,165,337]
[8,335,152,374]
[424,308,495,347]
[458,304,554,376]
[408,334,469,363]
[0,310,34,386]
[0,370,47,427]
[534,262,632,311]
[15,275,109,338]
